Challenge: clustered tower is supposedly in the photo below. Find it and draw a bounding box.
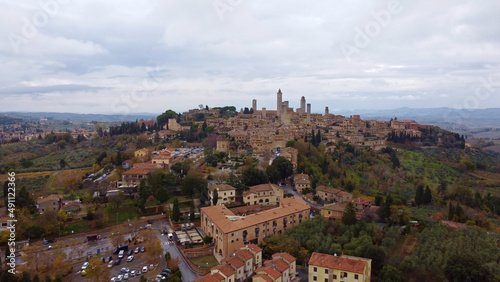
[251,89,328,125]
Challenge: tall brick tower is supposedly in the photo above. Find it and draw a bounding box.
[277,89,282,120]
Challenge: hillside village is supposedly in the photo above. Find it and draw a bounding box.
[0,90,499,282]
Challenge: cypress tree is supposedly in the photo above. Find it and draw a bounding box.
[342,202,357,225]
[172,198,180,222]
[424,186,432,205]
[316,130,321,146]
[415,185,424,205]
[448,202,454,220]
[212,189,218,206]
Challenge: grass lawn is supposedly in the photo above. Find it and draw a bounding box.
[189,255,219,269]
[105,205,140,224]
[62,220,91,236]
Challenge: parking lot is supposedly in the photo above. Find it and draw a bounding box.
[68,244,157,281]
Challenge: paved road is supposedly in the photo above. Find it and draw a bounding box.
[152,218,200,282]
[281,181,322,210]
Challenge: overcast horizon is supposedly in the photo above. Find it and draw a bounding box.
[1,1,499,115]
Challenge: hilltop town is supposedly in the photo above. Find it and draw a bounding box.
[0,90,499,282]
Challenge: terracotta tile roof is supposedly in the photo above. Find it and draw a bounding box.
[293,174,310,184]
[337,191,351,197]
[349,197,372,205]
[212,273,226,281]
[264,259,289,272]
[322,203,346,212]
[256,266,282,280]
[293,174,309,180]
[272,252,296,263]
[122,168,149,175]
[245,244,262,253]
[236,249,254,261]
[212,265,235,277]
[249,183,279,192]
[62,202,81,209]
[208,184,236,192]
[316,186,342,195]
[201,197,309,233]
[225,256,245,269]
[132,163,161,172]
[195,274,223,282]
[252,274,274,282]
[243,191,255,197]
[308,252,368,274]
[152,154,171,159]
[37,194,62,204]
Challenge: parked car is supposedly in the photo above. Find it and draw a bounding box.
[118,250,125,259]
[134,247,140,254]
[124,273,129,280]
[147,220,153,224]
[117,274,123,281]
[110,277,117,282]
[114,258,122,265]
[81,262,89,270]
[127,255,134,262]
[108,261,114,268]
[121,267,129,273]
[149,264,154,270]
[141,246,146,253]
[142,266,148,273]
[130,270,136,277]
[127,249,133,256]
[156,275,166,281]
[107,256,113,262]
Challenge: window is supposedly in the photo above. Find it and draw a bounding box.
[355,274,359,279]
[325,269,328,274]
[333,274,337,279]
[313,276,317,281]
[313,267,317,272]
[325,279,328,282]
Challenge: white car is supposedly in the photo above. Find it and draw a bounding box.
[124,273,129,280]
[117,275,123,282]
[111,277,117,282]
[142,266,148,273]
[82,262,89,270]
[130,270,135,277]
[127,255,134,262]
[149,264,154,270]
[108,261,114,268]
[121,267,129,273]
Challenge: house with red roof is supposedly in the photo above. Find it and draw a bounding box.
[308,252,372,282]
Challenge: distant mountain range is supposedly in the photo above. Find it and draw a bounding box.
[1,112,157,123]
[3,107,500,138]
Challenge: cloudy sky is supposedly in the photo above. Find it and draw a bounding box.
[1,0,499,115]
